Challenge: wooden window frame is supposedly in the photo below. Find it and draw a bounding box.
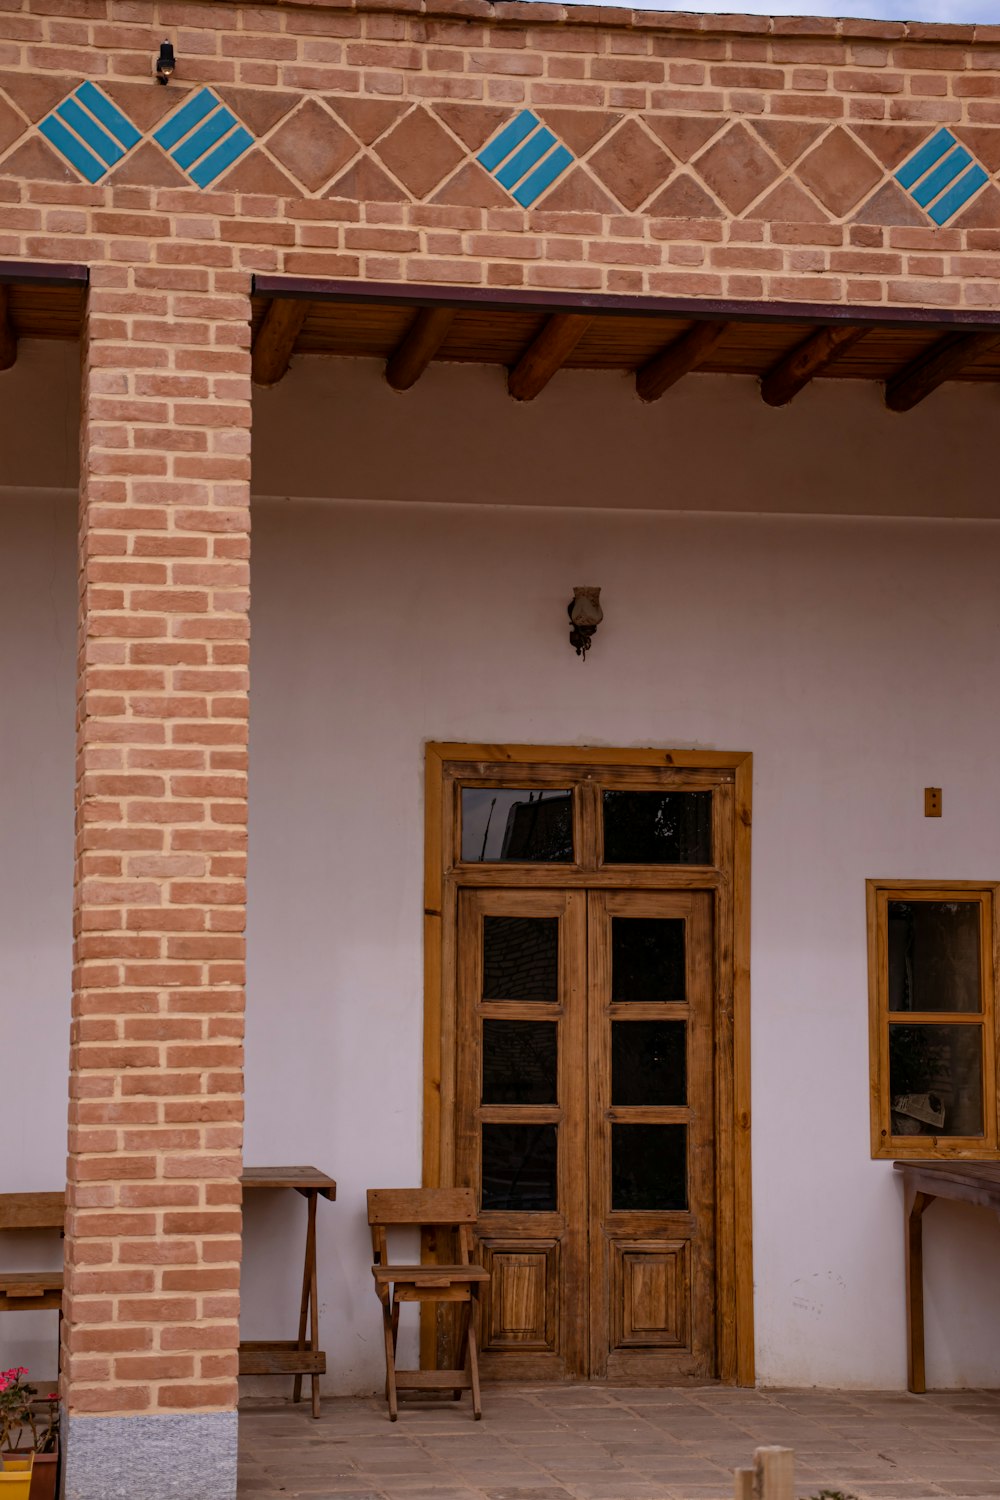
[867,879,1000,1161]
[423,742,754,1386]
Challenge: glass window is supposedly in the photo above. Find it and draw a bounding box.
[611,917,686,1003]
[612,1021,686,1107]
[869,884,994,1158]
[462,788,573,863]
[481,1124,557,1212]
[482,1020,558,1105]
[603,790,711,865]
[611,1124,687,1211]
[483,916,559,1003]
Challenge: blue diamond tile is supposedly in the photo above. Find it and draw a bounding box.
[38,82,141,184]
[895,128,989,226]
[153,87,254,188]
[477,110,574,208]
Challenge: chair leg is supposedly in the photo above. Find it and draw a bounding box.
[381,1297,398,1421]
[453,1304,471,1400]
[467,1319,482,1421]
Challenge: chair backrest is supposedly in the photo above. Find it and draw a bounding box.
[367,1188,477,1227]
[0,1193,65,1231]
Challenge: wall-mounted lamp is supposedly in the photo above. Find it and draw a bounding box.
[155,41,176,84]
[568,586,603,661]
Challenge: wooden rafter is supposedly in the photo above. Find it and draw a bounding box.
[760,324,867,407]
[251,297,311,386]
[0,287,16,372]
[885,330,1000,412]
[386,307,456,391]
[636,320,729,402]
[508,313,593,401]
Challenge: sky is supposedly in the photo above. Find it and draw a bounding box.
[607,0,1000,21]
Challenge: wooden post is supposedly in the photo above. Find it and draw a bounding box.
[734,1468,754,1499]
[905,1186,933,1393]
[754,1446,794,1500]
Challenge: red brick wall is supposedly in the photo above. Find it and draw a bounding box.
[67,264,251,1417]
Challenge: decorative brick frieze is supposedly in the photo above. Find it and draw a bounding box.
[3,4,1000,303]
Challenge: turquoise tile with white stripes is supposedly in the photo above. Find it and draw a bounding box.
[152,87,254,186]
[477,109,575,208]
[38,82,141,183]
[895,127,990,225]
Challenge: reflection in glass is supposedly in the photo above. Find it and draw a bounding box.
[611,918,686,1003]
[612,1021,686,1106]
[482,1124,557,1211]
[483,917,559,1002]
[603,790,712,865]
[482,1020,558,1105]
[888,901,981,1014]
[611,1124,687,1211]
[889,1023,983,1136]
[462,788,573,862]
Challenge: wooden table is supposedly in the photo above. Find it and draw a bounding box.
[893,1160,1000,1393]
[239,1167,336,1418]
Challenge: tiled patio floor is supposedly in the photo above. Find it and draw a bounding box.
[238,1386,1000,1500]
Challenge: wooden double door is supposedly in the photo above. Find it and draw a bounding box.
[456,886,716,1382]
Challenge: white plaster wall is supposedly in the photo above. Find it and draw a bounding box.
[243,491,1000,1394]
[5,344,1000,1396]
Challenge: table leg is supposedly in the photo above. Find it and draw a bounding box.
[309,1192,320,1419]
[293,1192,318,1408]
[905,1186,932,1394]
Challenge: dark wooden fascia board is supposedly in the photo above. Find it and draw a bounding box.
[253,274,1000,338]
[0,261,89,286]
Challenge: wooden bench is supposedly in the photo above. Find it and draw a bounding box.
[0,1194,65,1373]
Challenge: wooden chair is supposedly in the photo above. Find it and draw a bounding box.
[367,1187,490,1421]
[0,1194,65,1374]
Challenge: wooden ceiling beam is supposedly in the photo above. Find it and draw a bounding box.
[636,320,729,403]
[508,313,594,401]
[251,297,311,387]
[760,324,867,407]
[885,330,1000,412]
[0,287,16,372]
[386,307,456,391]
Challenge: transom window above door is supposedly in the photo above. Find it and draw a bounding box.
[457,778,717,869]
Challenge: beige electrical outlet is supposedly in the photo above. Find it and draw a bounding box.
[925,788,942,817]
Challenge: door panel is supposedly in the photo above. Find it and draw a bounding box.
[456,888,587,1381]
[455,885,715,1382]
[589,890,716,1381]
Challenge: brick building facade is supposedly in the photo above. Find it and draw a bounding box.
[4,1,1000,1496]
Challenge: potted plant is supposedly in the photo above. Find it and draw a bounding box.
[0,1370,58,1500]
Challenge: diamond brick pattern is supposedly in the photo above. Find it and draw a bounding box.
[797,127,883,219]
[692,122,780,215]
[263,98,353,193]
[588,120,671,212]
[376,105,465,199]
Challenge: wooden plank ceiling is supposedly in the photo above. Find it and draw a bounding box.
[250,288,1000,412]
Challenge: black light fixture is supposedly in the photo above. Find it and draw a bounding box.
[155,41,176,84]
[568,586,603,661]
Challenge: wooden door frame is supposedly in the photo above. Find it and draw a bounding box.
[422,741,754,1386]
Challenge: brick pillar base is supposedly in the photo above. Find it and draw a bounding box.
[62,262,252,1499]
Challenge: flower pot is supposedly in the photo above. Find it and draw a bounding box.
[0,1452,33,1500]
[28,1454,56,1500]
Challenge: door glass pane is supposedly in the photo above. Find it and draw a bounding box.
[483,917,558,1002]
[612,1021,686,1106]
[888,901,982,1013]
[889,1023,984,1136]
[603,790,712,865]
[462,788,573,863]
[482,1124,557,1211]
[611,1124,687,1211]
[611,918,685,1003]
[482,1020,558,1105]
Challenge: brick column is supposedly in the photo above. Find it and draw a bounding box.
[62,262,252,1500]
